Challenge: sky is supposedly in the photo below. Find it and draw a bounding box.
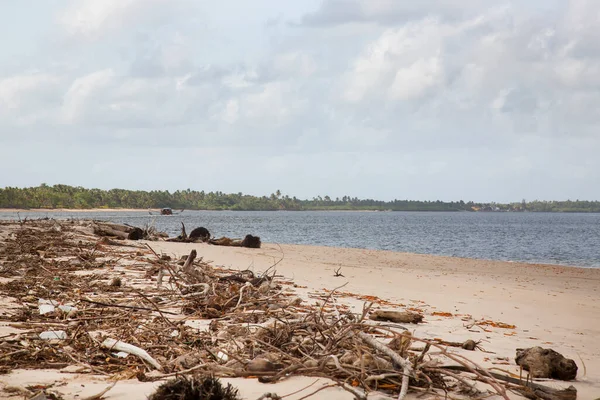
[1,0,599,202]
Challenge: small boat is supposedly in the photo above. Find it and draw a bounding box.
[149,207,183,216]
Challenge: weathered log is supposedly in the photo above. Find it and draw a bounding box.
[93,225,129,240]
[516,347,578,381]
[369,310,423,324]
[208,235,261,248]
[93,222,149,241]
[94,221,134,232]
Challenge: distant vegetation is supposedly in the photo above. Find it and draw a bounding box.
[1,184,599,212]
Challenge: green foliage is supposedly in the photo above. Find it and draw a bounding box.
[0,185,599,212]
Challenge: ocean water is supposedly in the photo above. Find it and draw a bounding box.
[1,210,599,268]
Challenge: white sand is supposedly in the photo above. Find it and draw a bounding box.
[2,240,598,399]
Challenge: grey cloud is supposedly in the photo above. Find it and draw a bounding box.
[300,0,499,27]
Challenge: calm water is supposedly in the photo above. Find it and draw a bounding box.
[1,210,599,268]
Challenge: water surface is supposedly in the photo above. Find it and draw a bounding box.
[1,210,598,268]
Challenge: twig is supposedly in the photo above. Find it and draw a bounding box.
[63,349,109,376]
[79,298,178,315]
[236,282,253,308]
[281,379,319,398]
[319,282,349,317]
[132,288,178,328]
[355,331,413,400]
[296,383,338,400]
[338,382,366,400]
[142,363,207,381]
[81,382,116,400]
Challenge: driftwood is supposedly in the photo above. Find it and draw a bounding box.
[93,222,161,241]
[165,223,260,248]
[516,347,578,380]
[182,249,197,277]
[369,310,423,324]
[167,223,211,243]
[209,234,261,249]
[93,224,130,240]
[0,219,582,400]
[442,365,577,400]
[101,338,163,371]
[356,331,412,400]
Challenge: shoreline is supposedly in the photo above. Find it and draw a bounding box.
[0,213,595,269]
[2,207,599,214]
[1,220,598,399]
[0,208,153,213]
[264,242,596,271]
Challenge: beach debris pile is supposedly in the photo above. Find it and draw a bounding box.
[166,222,262,248]
[0,219,578,400]
[93,221,167,241]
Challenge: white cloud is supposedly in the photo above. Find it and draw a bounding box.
[59,0,148,38]
[389,56,443,100]
[0,73,61,112]
[61,69,115,124]
[221,99,240,124]
[342,18,445,102]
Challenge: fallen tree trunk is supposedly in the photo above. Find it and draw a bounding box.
[93,222,160,241]
[93,224,130,240]
[208,235,261,248]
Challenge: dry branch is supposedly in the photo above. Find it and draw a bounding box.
[101,338,163,371]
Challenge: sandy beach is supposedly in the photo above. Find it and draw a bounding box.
[150,242,600,397]
[1,221,598,399]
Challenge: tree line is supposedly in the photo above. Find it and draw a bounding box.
[0,184,599,212]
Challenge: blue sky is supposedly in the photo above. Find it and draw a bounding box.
[1,0,599,202]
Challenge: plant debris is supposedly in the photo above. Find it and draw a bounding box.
[148,376,240,400]
[0,219,578,400]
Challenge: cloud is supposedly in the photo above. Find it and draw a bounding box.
[57,0,168,40]
[300,0,493,27]
[0,73,64,125]
[61,69,115,124]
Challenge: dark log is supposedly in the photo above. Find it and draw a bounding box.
[189,227,210,242]
[369,310,423,324]
[240,234,261,248]
[128,227,144,240]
